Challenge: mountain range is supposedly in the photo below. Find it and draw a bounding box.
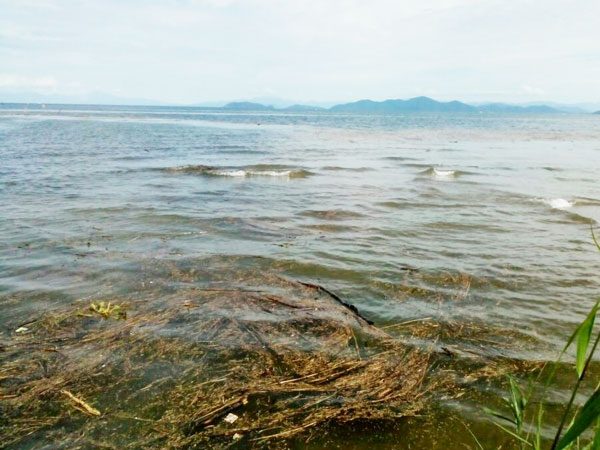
[222,97,567,114]
[2,94,600,114]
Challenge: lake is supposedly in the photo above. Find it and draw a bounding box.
[1,104,600,448]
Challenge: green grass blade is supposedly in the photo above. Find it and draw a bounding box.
[462,421,485,450]
[557,389,600,450]
[494,422,533,447]
[565,300,599,356]
[591,225,600,253]
[484,407,516,425]
[508,375,527,431]
[552,329,600,450]
[577,304,599,377]
[535,405,544,450]
[591,419,600,450]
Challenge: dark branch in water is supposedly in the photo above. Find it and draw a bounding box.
[296,281,375,325]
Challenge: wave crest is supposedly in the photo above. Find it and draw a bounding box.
[543,198,574,210]
[420,167,461,180]
[167,164,313,178]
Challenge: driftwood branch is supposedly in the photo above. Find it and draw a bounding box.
[297,281,374,325]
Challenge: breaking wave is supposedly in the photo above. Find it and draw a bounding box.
[542,198,574,210]
[420,167,465,180]
[166,164,313,178]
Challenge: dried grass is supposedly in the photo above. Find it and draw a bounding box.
[0,278,439,449]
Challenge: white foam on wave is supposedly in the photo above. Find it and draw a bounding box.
[419,167,459,181]
[433,169,455,177]
[214,169,247,177]
[251,170,294,177]
[214,169,296,177]
[543,198,574,210]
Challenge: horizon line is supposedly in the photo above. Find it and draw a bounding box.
[1,95,599,113]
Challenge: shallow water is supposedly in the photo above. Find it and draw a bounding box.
[1,104,600,447]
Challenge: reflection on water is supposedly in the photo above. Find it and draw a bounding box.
[1,104,600,448]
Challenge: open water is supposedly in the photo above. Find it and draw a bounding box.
[1,104,600,448]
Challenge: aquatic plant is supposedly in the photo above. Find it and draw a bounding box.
[88,300,127,319]
[485,227,600,449]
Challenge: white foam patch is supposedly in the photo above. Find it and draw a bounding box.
[432,168,456,179]
[544,198,574,210]
[251,170,294,177]
[214,169,247,177]
[213,169,296,177]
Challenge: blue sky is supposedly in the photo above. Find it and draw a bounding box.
[1,0,599,105]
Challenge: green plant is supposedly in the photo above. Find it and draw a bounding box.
[485,227,600,449]
[88,301,127,320]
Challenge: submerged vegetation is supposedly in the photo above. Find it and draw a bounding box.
[2,235,599,448]
[86,301,127,320]
[0,277,442,448]
[0,262,530,449]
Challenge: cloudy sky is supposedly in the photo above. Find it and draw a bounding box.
[1,0,599,105]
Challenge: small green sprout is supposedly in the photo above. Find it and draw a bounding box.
[88,301,127,320]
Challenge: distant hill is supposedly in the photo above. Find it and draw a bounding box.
[518,101,587,113]
[330,96,475,113]
[223,101,324,112]
[282,104,326,112]
[0,94,580,114]
[223,101,275,111]
[477,103,560,113]
[594,111,600,115]
[329,96,564,114]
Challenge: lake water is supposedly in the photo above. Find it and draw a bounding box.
[1,104,600,448]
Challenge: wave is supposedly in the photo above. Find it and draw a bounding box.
[574,197,600,207]
[381,156,418,161]
[538,197,598,224]
[320,166,374,172]
[564,212,597,225]
[299,209,365,220]
[166,164,313,178]
[419,167,464,180]
[213,147,270,155]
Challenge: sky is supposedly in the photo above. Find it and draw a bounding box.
[1,0,599,106]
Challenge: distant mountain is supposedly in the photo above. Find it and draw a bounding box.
[223,101,324,112]
[567,102,600,113]
[223,101,275,111]
[1,92,587,114]
[477,103,560,113]
[282,104,326,112]
[594,110,600,114]
[329,96,567,114]
[235,96,337,109]
[330,96,475,113]
[518,101,587,113]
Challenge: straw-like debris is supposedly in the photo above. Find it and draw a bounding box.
[0,277,442,449]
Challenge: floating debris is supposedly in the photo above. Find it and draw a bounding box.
[0,271,528,448]
[223,413,239,424]
[60,390,101,416]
